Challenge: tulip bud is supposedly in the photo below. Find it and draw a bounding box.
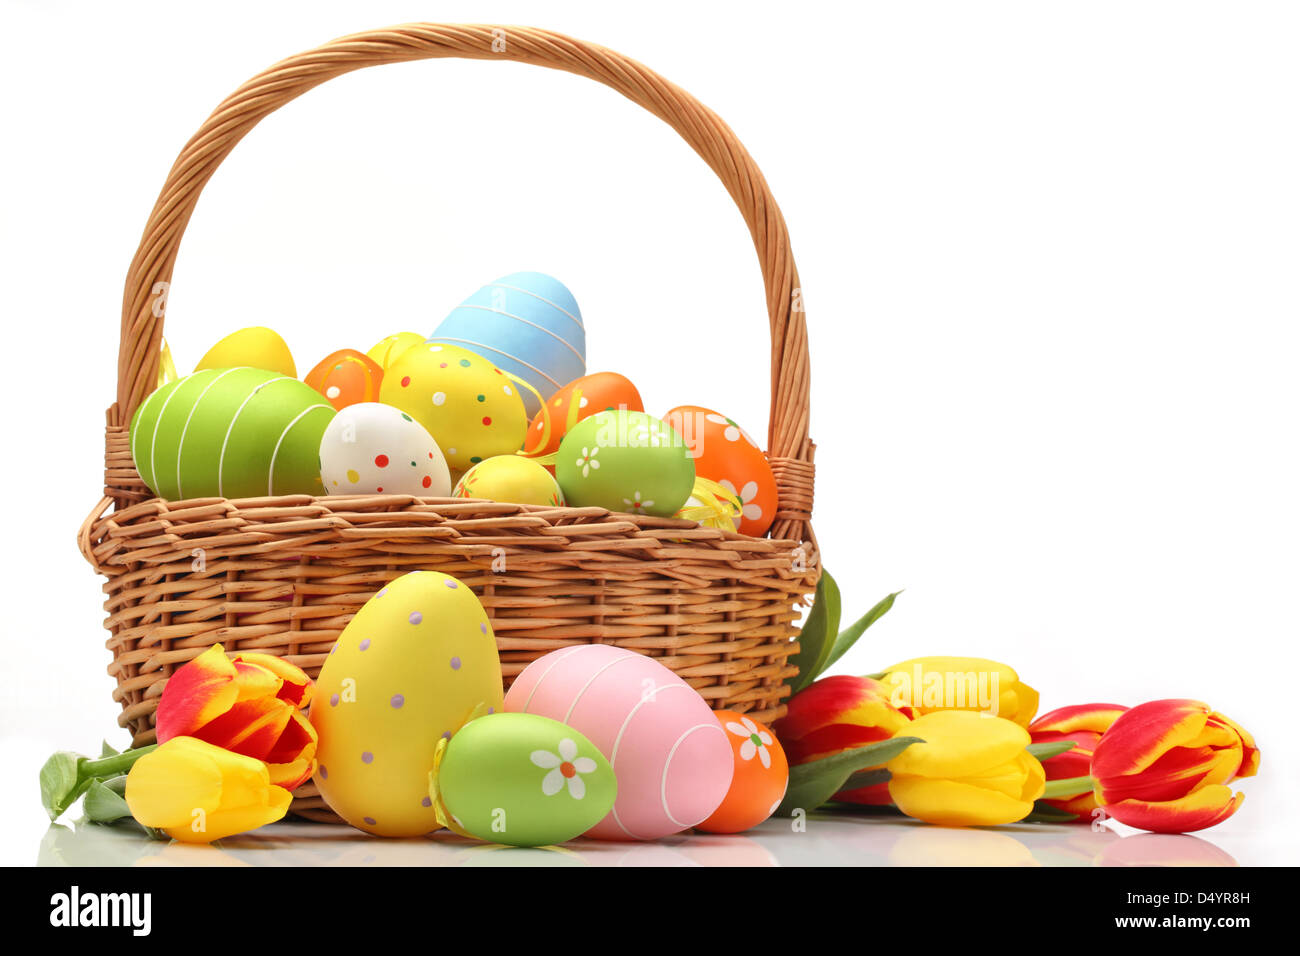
[1028,703,1129,820]
[774,675,915,805]
[1091,699,1259,833]
[885,710,1046,827]
[156,644,317,790]
[124,736,293,843]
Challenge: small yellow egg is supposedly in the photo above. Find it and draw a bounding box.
[453,455,564,506]
[366,332,425,370]
[195,326,296,377]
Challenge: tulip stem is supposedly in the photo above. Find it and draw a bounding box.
[1040,775,1095,800]
[82,745,157,779]
[40,744,159,823]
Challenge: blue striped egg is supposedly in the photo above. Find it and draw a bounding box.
[429,272,586,417]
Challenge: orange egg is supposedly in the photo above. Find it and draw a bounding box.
[662,405,778,537]
[305,349,384,410]
[695,711,789,834]
[524,371,643,459]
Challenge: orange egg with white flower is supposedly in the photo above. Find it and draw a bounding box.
[695,710,789,833]
[662,405,778,537]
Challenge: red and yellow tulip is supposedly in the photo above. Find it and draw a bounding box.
[876,656,1040,728]
[1091,699,1259,833]
[124,736,293,843]
[885,710,1046,827]
[155,644,317,790]
[773,675,915,804]
[1029,703,1128,820]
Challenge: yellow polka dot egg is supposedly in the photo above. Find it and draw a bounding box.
[310,571,505,837]
[378,343,527,473]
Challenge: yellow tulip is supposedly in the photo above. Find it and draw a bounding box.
[877,656,1040,727]
[885,710,1046,826]
[124,737,292,843]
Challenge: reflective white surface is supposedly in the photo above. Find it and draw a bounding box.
[33,812,1250,868]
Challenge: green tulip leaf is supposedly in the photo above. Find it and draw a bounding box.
[822,591,903,674]
[839,768,892,792]
[863,671,888,681]
[82,778,133,824]
[1041,775,1095,801]
[100,740,121,759]
[1022,801,1082,824]
[776,737,923,817]
[1026,741,1076,762]
[788,570,842,693]
[39,744,156,823]
[40,752,88,822]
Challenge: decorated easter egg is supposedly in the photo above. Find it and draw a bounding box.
[195,327,296,377]
[663,405,778,537]
[555,410,695,517]
[504,644,733,841]
[431,272,585,418]
[453,455,564,506]
[366,332,424,370]
[129,368,334,500]
[696,712,789,833]
[524,371,644,459]
[310,571,504,837]
[305,349,384,410]
[378,343,527,473]
[318,402,451,497]
[431,712,616,847]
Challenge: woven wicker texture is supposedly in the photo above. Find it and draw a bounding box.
[79,23,819,821]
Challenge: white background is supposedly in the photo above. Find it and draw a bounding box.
[1,0,1295,865]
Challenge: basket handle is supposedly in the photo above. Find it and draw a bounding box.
[110,23,815,545]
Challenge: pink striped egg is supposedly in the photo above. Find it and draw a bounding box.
[504,644,733,841]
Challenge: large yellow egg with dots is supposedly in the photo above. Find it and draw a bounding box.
[453,454,565,506]
[378,343,528,473]
[309,571,504,837]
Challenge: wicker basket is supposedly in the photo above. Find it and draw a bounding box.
[77,23,820,821]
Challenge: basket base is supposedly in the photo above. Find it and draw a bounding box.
[85,492,819,824]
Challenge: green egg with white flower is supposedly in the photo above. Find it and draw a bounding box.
[555,409,695,517]
[431,712,616,847]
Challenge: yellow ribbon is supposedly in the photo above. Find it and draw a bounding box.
[427,700,495,838]
[508,372,555,458]
[518,383,594,460]
[157,338,178,389]
[564,387,585,435]
[677,476,743,529]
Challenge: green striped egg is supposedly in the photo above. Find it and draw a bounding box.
[129,367,336,500]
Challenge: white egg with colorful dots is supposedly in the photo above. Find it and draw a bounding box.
[318,402,451,496]
[309,571,505,837]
